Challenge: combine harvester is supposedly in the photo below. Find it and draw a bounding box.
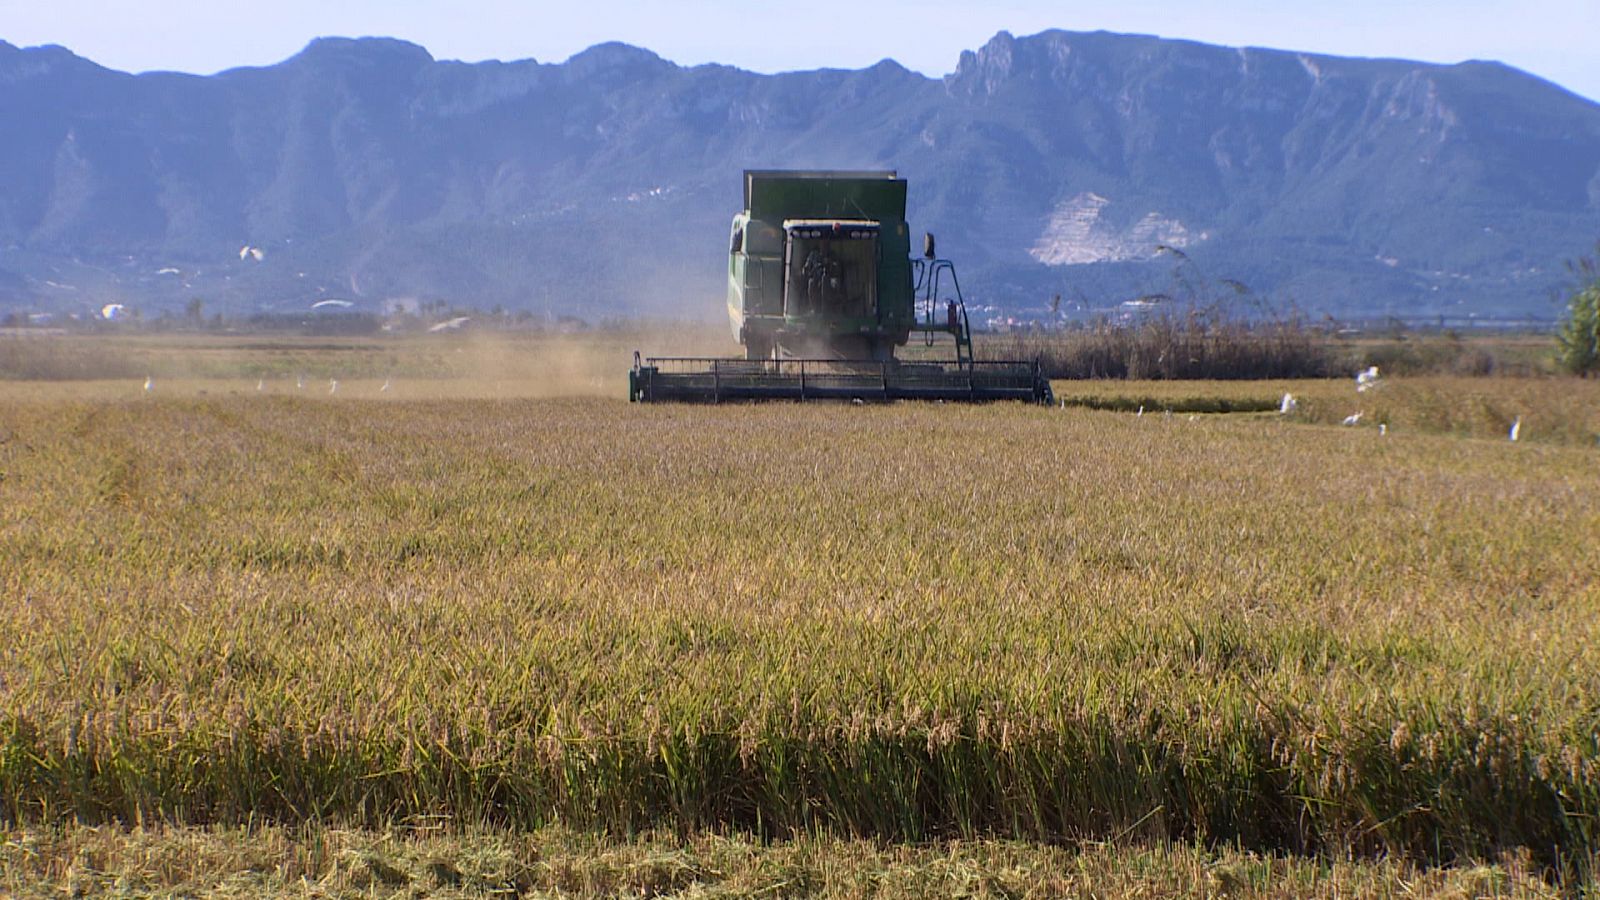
[629,170,1053,403]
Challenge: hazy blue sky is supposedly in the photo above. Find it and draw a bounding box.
[3,0,1597,101]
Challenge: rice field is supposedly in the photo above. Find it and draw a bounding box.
[2,333,1599,892]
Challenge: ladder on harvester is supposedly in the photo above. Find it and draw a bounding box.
[912,256,975,365]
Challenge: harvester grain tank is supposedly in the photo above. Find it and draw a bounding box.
[630,170,1052,403]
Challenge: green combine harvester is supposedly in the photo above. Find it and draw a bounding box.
[630,170,1053,403]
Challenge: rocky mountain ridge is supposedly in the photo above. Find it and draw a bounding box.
[2,29,1598,322]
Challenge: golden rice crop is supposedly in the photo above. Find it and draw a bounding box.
[2,338,1598,877]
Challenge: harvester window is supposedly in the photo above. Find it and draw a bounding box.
[730,224,744,254]
[782,228,877,319]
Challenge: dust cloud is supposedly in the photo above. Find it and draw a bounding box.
[0,325,742,402]
[440,325,737,399]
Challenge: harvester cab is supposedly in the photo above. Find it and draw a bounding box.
[630,170,1052,403]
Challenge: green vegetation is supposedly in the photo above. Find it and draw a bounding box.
[1556,258,1600,377]
[1,334,1598,891]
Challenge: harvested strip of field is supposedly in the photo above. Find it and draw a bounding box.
[0,331,734,387]
[0,823,1565,898]
[2,390,1598,872]
[1056,376,1600,444]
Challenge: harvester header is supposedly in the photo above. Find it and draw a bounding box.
[630,170,1052,404]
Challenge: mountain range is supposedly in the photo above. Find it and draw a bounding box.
[3,29,1599,323]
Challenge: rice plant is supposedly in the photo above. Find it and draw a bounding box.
[1,335,1598,885]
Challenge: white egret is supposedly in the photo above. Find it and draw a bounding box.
[1279,392,1297,414]
[428,316,471,333]
[1509,417,1521,442]
[1342,412,1363,426]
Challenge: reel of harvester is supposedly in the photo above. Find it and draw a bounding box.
[629,170,1053,405]
[630,353,1051,404]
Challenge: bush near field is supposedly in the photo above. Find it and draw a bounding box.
[983,317,1555,381]
[985,314,1338,380]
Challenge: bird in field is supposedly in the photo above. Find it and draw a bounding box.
[329,379,339,395]
[1279,392,1296,414]
[380,379,391,392]
[143,376,152,392]
[296,374,305,390]
[1380,423,1388,436]
[256,379,264,392]
[1356,366,1380,392]
[1342,412,1363,426]
[1509,417,1522,442]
